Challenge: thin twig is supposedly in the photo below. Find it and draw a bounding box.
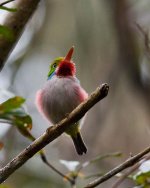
[0,0,15,6]
[136,23,150,59]
[40,152,75,185]
[76,152,122,175]
[111,162,140,188]
[136,23,149,50]
[0,83,109,183]
[0,114,75,184]
[111,154,150,188]
[0,120,12,124]
[24,130,75,186]
[0,119,75,186]
[84,146,150,188]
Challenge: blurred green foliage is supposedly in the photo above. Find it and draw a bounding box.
[134,171,150,187]
[59,151,122,183]
[133,165,150,188]
[0,25,14,41]
[0,185,11,188]
[0,96,33,141]
[0,6,16,12]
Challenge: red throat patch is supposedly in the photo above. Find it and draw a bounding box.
[56,60,76,77]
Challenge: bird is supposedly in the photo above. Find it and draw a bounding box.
[36,47,88,155]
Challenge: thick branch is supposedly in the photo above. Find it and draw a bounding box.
[0,0,41,70]
[85,146,150,188]
[0,83,109,183]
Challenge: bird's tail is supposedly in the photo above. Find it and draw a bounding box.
[71,132,87,155]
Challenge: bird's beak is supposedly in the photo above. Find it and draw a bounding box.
[64,46,74,61]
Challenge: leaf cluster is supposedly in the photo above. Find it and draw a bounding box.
[0,96,34,145]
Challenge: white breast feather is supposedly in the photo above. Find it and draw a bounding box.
[41,76,83,124]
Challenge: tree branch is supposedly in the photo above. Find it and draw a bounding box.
[26,133,75,185]
[0,0,15,7]
[84,146,150,188]
[111,154,150,188]
[0,0,41,70]
[40,152,75,186]
[136,23,150,60]
[0,83,109,184]
[1,120,75,185]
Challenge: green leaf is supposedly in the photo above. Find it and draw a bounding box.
[0,6,17,12]
[2,111,33,140]
[134,171,150,187]
[0,25,14,41]
[13,114,32,131]
[0,96,34,141]
[16,124,34,141]
[0,96,25,114]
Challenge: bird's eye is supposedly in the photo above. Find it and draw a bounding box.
[53,63,57,68]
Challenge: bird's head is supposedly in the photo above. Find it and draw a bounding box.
[47,47,76,80]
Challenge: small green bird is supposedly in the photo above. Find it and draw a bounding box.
[36,47,88,155]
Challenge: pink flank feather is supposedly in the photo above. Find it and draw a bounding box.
[35,90,46,118]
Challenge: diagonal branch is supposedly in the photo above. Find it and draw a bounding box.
[0,83,109,184]
[0,0,15,7]
[111,154,150,188]
[136,23,150,60]
[0,0,41,70]
[40,152,75,185]
[25,133,75,185]
[84,146,150,188]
